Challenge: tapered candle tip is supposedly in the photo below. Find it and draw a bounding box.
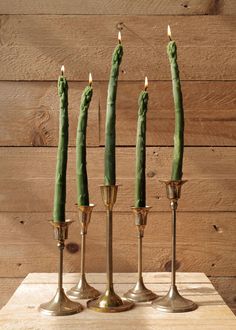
[61,65,65,75]
[144,76,148,90]
[89,72,93,86]
[118,31,122,43]
[167,25,172,40]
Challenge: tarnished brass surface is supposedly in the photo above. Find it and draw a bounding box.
[67,205,100,300]
[152,285,197,313]
[88,185,134,313]
[152,180,197,313]
[39,220,83,316]
[124,206,157,303]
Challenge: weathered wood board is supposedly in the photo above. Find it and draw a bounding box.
[0,273,236,330]
[0,211,235,277]
[0,0,234,15]
[0,81,235,147]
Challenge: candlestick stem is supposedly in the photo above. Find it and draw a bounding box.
[67,205,100,299]
[87,185,134,312]
[152,180,197,313]
[39,220,83,316]
[123,207,157,302]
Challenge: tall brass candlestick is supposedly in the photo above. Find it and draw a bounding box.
[123,207,157,302]
[39,220,83,316]
[67,205,100,299]
[87,185,134,313]
[152,180,197,313]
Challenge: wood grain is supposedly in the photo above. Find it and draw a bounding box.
[0,81,99,146]
[0,278,23,309]
[210,277,236,315]
[0,1,234,15]
[1,46,234,81]
[99,81,236,146]
[1,147,236,212]
[0,211,235,277]
[0,81,235,146]
[0,15,235,48]
[1,273,236,330]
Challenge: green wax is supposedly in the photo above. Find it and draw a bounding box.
[167,40,184,181]
[135,90,148,208]
[76,85,93,206]
[104,43,123,185]
[53,75,69,222]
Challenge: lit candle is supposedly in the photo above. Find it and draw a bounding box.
[76,73,93,206]
[53,65,69,222]
[135,77,149,208]
[167,25,184,181]
[104,31,123,185]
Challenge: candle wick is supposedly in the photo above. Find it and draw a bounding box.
[144,86,148,91]
[168,36,172,42]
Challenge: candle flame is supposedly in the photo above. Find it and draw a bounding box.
[144,76,148,90]
[167,25,172,40]
[89,72,93,86]
[118,31,122,43]
[61,65,65,75]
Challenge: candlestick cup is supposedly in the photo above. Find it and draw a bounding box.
[123,206,157,302]
[39,220,83,316]
[87,185,134,312]
[152,180,197,313]
[67,204,100,299]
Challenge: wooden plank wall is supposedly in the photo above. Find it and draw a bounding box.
[0,0,236,313]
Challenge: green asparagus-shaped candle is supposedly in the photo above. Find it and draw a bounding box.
[76,73,93,206]
[104,31,123,185]
[167,25,184,181]
[135,77,149,208]
[53,65,69,222]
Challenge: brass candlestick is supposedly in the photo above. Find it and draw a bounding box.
[39,220,83,316]
[67,204,100,299]
[124,206,157,302]
[87,185,134,313]
[152,180,197,313]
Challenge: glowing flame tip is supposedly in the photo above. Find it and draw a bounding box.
[167,25,172,39]
[144,76,148,90]
[61,65,65,74]
[89,72,93,85]
[118,31,122,43]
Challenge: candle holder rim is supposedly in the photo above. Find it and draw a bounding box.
[49,219,74,228]
[131,206,152,210]
[78,203,96,208]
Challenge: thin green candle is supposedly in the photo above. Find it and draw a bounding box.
[167,25,184,181]
[135,77,149,208]
[76,73,93,206]
[53,65,69,222]
[104,32,123,185]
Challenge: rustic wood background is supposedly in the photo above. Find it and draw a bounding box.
[0,0,236,314]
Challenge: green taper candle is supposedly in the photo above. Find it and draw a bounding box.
[76,73,93,206]
[104,31,123,185]
[167,25,184,181]
[135,77,149,208]
[53,65,69,222]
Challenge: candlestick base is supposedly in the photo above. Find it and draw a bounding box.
[67,274,100,300]
[152,285,197,313]
[39,220,83,316]
[39,288,83,316]
[87,289,134,313]
[123,277,157,303]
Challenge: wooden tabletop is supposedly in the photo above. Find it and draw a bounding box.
[0,272,236,330]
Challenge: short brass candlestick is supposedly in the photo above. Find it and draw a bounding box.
[152,180,197,313]
[39,220,83,316]
[67,204,100,299]
[124,206,157,302]
[87,185,134,313]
